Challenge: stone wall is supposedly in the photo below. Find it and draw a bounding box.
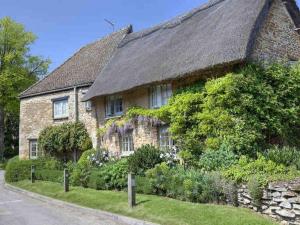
[19,87,98,159]
[251,0,300,61]
[101,122,159,156]
[238,179,300,225]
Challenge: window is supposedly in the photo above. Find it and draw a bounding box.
[120,132,134,156]
[85,101,92,111]
[29,140,38,159]
[150,84,172,108]
[53,97,69,119]
[106,95,123,117]
[159,126,173,150]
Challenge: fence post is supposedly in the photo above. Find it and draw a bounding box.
[64,169,69,192]
[31,165,35,183]
[128,173,136,208]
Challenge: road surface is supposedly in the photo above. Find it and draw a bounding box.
[0,170,128,225]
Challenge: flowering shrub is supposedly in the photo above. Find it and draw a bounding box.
[159,146,179,167]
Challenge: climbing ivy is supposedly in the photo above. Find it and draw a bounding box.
[99,62,300,157]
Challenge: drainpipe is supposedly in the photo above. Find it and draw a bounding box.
[74,86,79,122]
[73,86,78,162]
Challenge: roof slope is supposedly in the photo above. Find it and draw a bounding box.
[20,27,132,98]
[83,0,271,100]
[285,0,300,31]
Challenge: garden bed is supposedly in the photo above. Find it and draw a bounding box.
[12,180,278,225]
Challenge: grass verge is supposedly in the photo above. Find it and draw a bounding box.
[12,180,278,225]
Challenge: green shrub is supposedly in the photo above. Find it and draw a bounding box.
[264,146,300,168]
[198,146,238,171]
[70,163,90,187]
[223,180,239,207]
[200,172,226,204]
[136,176,153,194]
[223,154,300,185]
[38,122,92,161]
[87,169,106,190]
[35,169,63,183]
[87,159,129,190]
[143,163,235,204]
[5,156,63,182]
[0,160,7,170]
[248,177,263,208]
[128,145,163,175]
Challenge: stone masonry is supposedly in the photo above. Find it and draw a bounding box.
[238,179,300,225]
[19,87,98,159]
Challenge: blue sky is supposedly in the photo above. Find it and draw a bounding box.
[1,0,300,72]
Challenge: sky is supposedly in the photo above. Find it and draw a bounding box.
[1,0,300,73]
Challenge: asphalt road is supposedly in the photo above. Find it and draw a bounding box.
[0,170,127,225]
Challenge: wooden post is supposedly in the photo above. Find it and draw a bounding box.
[31,165,35,183]
[64,169,69,192]
[128,173,136,208]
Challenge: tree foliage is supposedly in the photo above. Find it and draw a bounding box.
[0,17,50,159]
[38,122,92,161]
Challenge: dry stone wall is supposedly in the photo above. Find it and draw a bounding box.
[238,178,300,225]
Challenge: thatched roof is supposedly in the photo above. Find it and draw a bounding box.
[83,0,300,101]
[83,0,275,100]
[285,0,300,33]
[20,26,132,98]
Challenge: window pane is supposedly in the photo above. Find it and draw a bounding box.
[121,133,134,153]
[30,140,38,159]
[150,84,172,108]
[159,126,173,150]
[156,85,162,107]
[106,95,123,117]
[53,99,68,118]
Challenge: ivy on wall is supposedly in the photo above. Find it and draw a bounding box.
[99,63,300,157]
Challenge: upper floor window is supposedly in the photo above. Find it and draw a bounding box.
[53,97,69,119]
[150,84,172,109]
[106,95,123,117]
[29,139,38,159]
[159,126,174,150]
[85,100,92,111]
[120,132,134,156]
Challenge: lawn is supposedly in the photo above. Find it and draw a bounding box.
[12,180,278,225]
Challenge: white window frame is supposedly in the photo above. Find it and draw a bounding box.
[29,140,38,159]
[150,84,172,109]
[159,126,173,150]
[120,132,134,156]
[106,95,123,118]
[53,97,69,119]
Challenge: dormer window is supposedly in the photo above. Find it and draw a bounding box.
[150,84,172,109]
[106,95,123,117]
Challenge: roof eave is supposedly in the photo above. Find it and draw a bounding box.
[19,83,93,100]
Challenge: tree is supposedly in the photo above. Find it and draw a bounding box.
[0,17,49,160]
[38,122,92,162]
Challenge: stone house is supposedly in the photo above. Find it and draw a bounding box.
[19,0,300,159]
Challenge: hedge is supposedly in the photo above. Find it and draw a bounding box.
[5,156,63,183]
